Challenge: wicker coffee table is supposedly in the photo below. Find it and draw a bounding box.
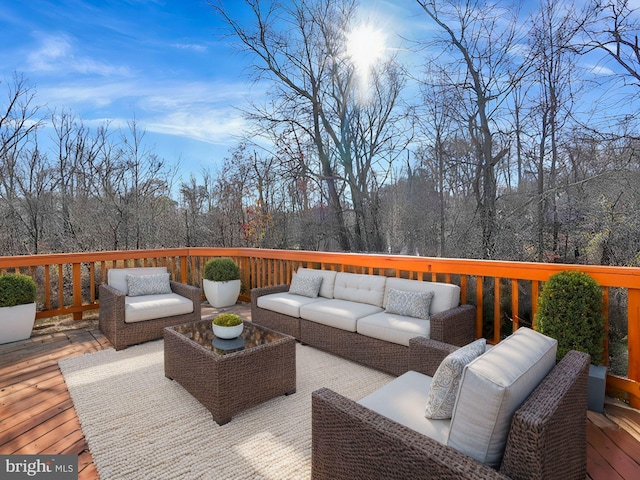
[164,319,296,425]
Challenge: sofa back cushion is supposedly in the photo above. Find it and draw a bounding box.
[447,327,557,468]
[384,278,460,315]
[296,268,338,299]
[108,267,168,295]
[333,272,386,307]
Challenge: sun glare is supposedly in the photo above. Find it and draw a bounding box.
[346,24,386,72]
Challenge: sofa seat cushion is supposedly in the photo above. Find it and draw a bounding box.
[384,278,460,315]
[333,272,387,307]
[358,370,450,444]
[124,293,194,324]
[447,327,558,467]
[356,312,430,346]
[257,292,326,318]
[300,299,383,332]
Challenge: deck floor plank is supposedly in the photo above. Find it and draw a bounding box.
[0,311,638,480]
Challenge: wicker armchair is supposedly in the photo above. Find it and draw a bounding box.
[99,267,201,350]
[312,340,590,480]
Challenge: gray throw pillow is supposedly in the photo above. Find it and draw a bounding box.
[385,288,434,320]
[424,338,487,419]
[126,273,172,297]
[289,274,323,298]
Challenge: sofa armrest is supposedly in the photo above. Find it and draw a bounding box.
[250,284,290,306]
[408,337,459,377]
[311,387,507,480]
[430,303,476,346]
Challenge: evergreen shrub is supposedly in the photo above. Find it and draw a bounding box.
[0,273,37,308]
[203,258,240,282]
[536,270,605,365]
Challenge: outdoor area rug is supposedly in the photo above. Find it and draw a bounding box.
[58,340,393,479]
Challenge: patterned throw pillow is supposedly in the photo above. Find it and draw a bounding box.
[126,273,172,297]
[288,274,323,298]
[385,288,434,320]
[424,338,487,419]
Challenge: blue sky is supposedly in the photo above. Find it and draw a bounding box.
[1,0,633,184]
[0,0,264,179]
[0,0,419,182]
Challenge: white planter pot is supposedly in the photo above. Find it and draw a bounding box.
[212,322,244,339]
[203,279,241,308]
[0,302,37,344]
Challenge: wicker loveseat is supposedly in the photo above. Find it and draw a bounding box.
[311,329,590,480]
[251,268,475,375]
[99,267,201,350]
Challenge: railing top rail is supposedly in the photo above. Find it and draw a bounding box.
[2,247,640,288]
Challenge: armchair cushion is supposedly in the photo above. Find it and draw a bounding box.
[424,338,486,419]
[108,266,167,295]
[124,293,194,323]
[447,327,557,467]
[358,370,451,443]
[126,272,171,297]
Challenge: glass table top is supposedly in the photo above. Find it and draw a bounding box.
[170,319,284,355]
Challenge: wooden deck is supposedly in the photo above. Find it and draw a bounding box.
[1,305,639,479]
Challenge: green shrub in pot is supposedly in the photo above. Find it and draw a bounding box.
[213,313,243,327]
[0,273,36,307]
[535,270,605,365]
[203,258,240,282]
[0,273,37,344]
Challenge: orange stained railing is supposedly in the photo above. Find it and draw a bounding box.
[0,247,638,408]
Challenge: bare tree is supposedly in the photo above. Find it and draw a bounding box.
[527,0,582,260]
[417,0,525,258]
[0,73,43,254]
[213,0,407,252]
[583,0,640,90]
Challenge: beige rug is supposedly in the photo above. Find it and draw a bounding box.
[58,340,393,479]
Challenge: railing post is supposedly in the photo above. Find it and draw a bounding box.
[628,288,640,408]
[73,262,82,320]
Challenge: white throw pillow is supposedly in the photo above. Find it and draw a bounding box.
[289,274,323,298]
[126,273,172,297]
[385,288,433,320]
[425,338,486,419]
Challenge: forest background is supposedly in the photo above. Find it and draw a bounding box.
[2,0,640,269]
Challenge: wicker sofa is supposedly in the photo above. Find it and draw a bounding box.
[251,268,475,375]
[99,267,201,350]
[311,329,590,480]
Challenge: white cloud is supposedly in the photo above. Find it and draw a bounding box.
[173,43,208,52]
[588,64,616,76]
[27,33,131,76]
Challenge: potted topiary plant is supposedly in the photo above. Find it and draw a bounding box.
[0,273,37,344]
[212,313,243,339]
[535,270,607,412]
[202,257,241,308]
